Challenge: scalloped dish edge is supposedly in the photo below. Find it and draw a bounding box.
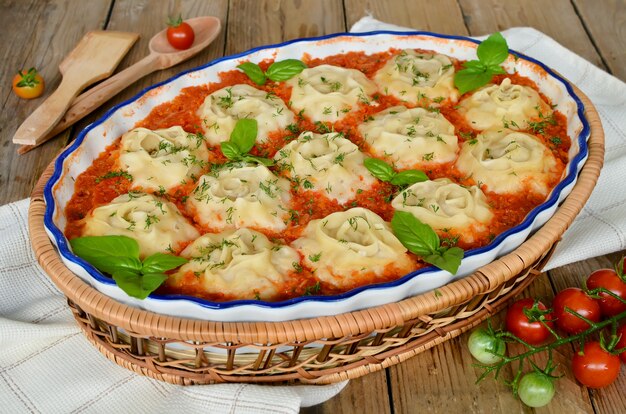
[44,31,589,322]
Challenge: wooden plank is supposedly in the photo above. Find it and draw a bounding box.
[388,333,525,413]
[384,274,592,413]
[344,0,468,35]
[548,250,626,414]
[226,0,346,56]
[69,0,229,136]
[301,374,392,414]
[573,0,626,81]
[458,0,607,70]
[0,0,112,204]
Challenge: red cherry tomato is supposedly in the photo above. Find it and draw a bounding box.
[166,15,195,50]
[552,288,601,334]
[617,325,626,364]
[572,341,621,388]
[505,298,554,345]
[586,268,626,317]
[12,68,45,99]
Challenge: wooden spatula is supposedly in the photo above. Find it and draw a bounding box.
[12,30,139,145]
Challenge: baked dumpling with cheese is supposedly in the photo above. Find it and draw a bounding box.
[458,78,552,130]
[187,163,291,232]
[197,84,294,145]
[274,131,376,203]
[82,192,199,258]
[358,106,458,169]
[392,178,493,243]
[170,228,300,300]
[455,129,559,195]
[292,208,413,289]
[119,126,209,192]
[374,50,458,104]
[287,64,377,122]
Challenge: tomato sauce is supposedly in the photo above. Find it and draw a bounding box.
[65,49,571,302]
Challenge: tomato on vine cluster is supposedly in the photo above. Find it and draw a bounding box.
[466,255,626,408]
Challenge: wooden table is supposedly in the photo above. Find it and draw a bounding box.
[2,1,624,412]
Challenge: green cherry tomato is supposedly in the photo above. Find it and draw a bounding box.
[518,372,555,408]
[467,328,506,364]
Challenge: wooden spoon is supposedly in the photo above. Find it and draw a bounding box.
[18,15,221,154]
[12,31,139,146]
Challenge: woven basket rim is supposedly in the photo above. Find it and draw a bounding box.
[28,86,604,344]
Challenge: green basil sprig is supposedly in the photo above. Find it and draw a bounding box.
[391,211,464,274]
[220,119,274,166]
[454,32,508,95]
[70,235,187,299]
[238,59,307,85]
[364,158,428,186]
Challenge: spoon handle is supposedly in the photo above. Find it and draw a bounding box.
[18,53,161,153]
[12,77,80,145]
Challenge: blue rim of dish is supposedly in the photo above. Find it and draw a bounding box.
[44,30,590,310]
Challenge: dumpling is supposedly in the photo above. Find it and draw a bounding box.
[287,64,377,122]
[197,84,294,145]
[358,106,458,169]
[456,129,559,195]
[82,192,199,258]
[119,126,209,192]
[457,78,552,130]
[392,178,493,243]
[374,50,458,104]
[187,163,291,232]
[274,131,376,203]
[170,228,300,300]
[292,208,413,289]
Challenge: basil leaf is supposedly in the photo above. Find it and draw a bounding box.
[221,141,243,160]
[265,59,307,81]
[455,32,509,95]
[391,211,439,257]
[70,235,139,259]
[364,158,395,182]
[242,154,276,166]
[113,270,168,300]
[390,170,429,186]
[423,247,464,274]
[237,62,266,85]
[230,118,258,153]
[70,236,142,275]
[454,67,494,95]
[142,253,187,274]
[476,32,508,67]
[462,60,486,70]
[487,64,507,75]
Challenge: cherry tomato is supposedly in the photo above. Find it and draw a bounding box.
[572,341,620,388]
[12,68,45,99]
[552,288,600,334]
[505,298,554,345]
[617,325,626,363]
[518,371,555,408]
[166,15,195,50]
[586,268,626,317]
[467,328,506,364]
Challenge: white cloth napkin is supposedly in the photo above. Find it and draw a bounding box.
[0,198,347,413]
[2,17,625,414]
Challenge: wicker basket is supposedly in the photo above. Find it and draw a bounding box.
[28,88,603,385]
